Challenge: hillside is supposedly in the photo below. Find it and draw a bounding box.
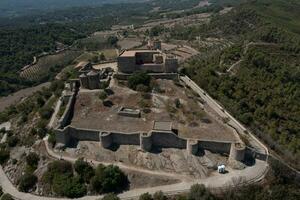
[180,0,300,168]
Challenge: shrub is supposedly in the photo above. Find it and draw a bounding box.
[102,193,120,200]
[128,72,151,90]
[26,152,40,169]
[104,88,114,96]
[0,149,9,165]
[139,193,153,200]
[103,100,114,107]
[153,191,167,200]
[48,131,56,148]
[99,91,108,101]
[53,175,87,198]
[0,194,14,200]
[100,82,109,89]
[18,173,38,192]
[74,158,95,183]
[7,136,19,147]
[42,160,73,184]
[188,184,216,200]
[39,106,54,120]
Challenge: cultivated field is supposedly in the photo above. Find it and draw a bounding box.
[20,50,82,81]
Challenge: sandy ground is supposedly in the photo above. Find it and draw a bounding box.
[0,82,50,112]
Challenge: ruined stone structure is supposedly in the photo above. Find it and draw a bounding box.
[117,50,178,73]
[118,107,141,118]
[79,69,111,90]
[75,61,92,72]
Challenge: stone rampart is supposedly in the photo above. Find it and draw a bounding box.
[58,89,77,129]
[69,127,100,141]
[55,125,246,161]
[111,132,140,145]
[150,131,187,149]
[198,140,232,154]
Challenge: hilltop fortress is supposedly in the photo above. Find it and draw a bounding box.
[51,41,268,168]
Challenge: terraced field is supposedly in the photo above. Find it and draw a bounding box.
[20,50,82,81]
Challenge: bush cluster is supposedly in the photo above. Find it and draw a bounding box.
[42,159,128,198]
[128,72,151,90]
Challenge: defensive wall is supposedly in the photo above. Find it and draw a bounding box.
[114,72,179,80]
[54,124,246,162]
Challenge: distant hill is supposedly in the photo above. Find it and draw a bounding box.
[0,0,146,17]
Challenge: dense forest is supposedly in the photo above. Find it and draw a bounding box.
[0,0,224,97]
[176,0,300,167]
[0,1,152,97]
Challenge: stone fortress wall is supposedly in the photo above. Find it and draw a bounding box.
[53,76,268,163]
[55,123,246,162]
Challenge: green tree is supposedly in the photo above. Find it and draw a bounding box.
[18,173,38,192]
[7,136,19,147]
[0,149,9,165]
[0,193,14,200]
[74,158,95,183]
[26,152,40,169]
[128,72,151,90]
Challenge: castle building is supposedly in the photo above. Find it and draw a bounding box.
[117,49,178,73]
